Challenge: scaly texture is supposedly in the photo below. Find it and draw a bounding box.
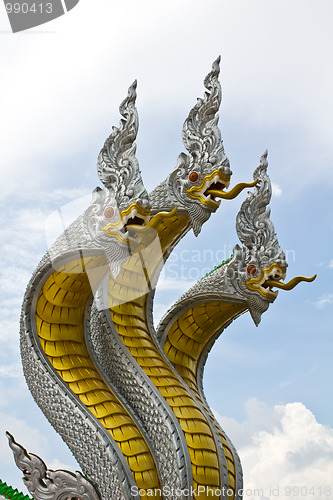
[35,258,161,498]
[106,215,230,498]
[13,60,266,500]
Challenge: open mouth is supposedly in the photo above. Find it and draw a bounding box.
[187,170,231,209]
[204,178,229,205]
[247,264,316,299]
[102,204,150,242]
[247,265,287,299]
[120,207,149,236]
[260,269,285,298]
[187,170,258,209]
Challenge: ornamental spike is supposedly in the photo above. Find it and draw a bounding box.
[96,81,150,211]
[181,56,231,177]
[6,432,100,500]
[235,149,278,251]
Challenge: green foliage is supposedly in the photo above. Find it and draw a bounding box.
[198,254,234,282]
[0,479,32,500]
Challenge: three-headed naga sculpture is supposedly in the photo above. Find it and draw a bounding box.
[6,58,315,500]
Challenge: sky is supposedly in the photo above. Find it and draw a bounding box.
[0,0,332,498]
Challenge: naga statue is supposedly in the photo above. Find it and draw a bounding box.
[5,58,315,500]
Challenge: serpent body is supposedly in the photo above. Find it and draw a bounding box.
[18,61,314,500]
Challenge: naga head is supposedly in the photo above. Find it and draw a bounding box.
[181,150,316,327]
[157,56,257,236]
[223,150,316,325]
[83,81,151,276]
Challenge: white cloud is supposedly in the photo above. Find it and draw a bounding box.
[156,276,195,293]
[0,0,332,200]
[153,273,197,325]
[0,381,80,489]
[44,192,92,246]
[48,458,80,473]
[0,323,15,347]
[215,399,333,500]
[215,398,283,449]
[44,188,92,204]
[0,190,93,272]
[312,293,333,310]
[328,260,333,269]
[0,365,22,379]
[0,267,31,297]
[272,183,282,197]
[0,414,50,466]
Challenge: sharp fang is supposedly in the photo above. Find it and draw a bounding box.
[131,208,138,218]
[206,194,212,201]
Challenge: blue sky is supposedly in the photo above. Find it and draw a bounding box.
[0,1,332,497]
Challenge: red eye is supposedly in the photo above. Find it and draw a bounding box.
[189,171,199,182]
[104,207,115,219]
[247,265,257,276]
